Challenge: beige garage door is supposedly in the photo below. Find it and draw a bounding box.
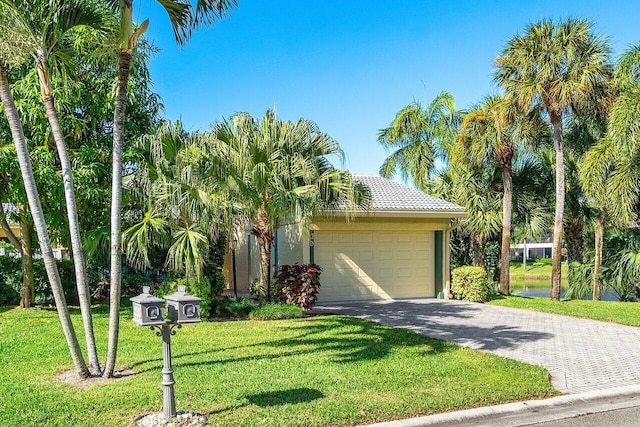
[315,230,434,302]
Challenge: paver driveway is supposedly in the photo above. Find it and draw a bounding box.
[314,299,640,394]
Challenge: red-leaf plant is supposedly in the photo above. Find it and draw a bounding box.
[275,263,323,310]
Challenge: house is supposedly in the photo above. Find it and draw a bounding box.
[510,235,553,260]
[223,174,466,302]
[0,203,66,259]
[0,203,21,256]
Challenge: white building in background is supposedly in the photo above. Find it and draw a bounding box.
[510,235,553,260]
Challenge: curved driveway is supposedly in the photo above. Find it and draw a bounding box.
[315,299,640,393]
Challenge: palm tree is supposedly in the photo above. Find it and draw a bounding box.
[0,0,109,374]
[495,19,611,300]
[207,110,369,297]
[123,121,228,281]
[0,65,90,378]
[456,95,548,294]
[103,0,237,378]
[429,162,502,268]
[582,44,640,300]
[378,91,458,190]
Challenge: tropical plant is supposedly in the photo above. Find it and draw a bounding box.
[207,110,369,298]
[495,18,612,300]
[103,0,237,378]
[580,44,640,300]
[0,65,90,377]
[0,0,112,374]
[429,162,502,267]
[456,95,549,294]
[378,91,459,190]
[123,121,228,288]
[275,263,323,310]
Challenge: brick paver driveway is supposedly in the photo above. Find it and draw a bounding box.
[314,299,640,394]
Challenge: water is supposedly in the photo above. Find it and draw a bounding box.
[510,278,619,301]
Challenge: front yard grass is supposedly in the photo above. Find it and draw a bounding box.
[0,304,554,426]
[488,296,640,327]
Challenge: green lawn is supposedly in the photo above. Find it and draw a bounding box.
[488,296,640,327]
[0,304,554,426]
[509,259,568,279]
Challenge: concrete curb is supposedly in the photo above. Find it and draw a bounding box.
[359,384,640,427]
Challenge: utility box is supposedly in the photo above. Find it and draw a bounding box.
[131,286,166,326]
[165,285,201,324]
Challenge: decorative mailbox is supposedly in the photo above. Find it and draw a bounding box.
[165,285,201,324]
[131,286,166,326]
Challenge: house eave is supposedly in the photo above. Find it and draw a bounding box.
[318,209,468,219]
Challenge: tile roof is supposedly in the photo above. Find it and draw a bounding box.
[353,174,465,213]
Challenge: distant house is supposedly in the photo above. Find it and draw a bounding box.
[0,203,66,259]
[0,203,21,256]
[510,235,553,260]
[223,174,467,302]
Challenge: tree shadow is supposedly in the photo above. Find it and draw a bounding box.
[313,300,554,352]
[265,315,456,363]
[245,388,324,407]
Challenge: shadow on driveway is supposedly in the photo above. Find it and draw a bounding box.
[314,299,554,352]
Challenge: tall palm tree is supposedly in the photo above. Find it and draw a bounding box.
[582,44,640,300]
[1,0,109,374]
[207,110,369,296]
[378,91,458,190]
[456,95,548,294]
[0,65,90,378]
[495,19,611,300]
[103,0,237,378]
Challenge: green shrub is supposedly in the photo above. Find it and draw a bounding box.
[214,296,255,318]
[451,266,489,303]
[249,278,279,302]
[0,256,21,305]
[157,278,213,320]
[210,271,226,299]
[275,263,322,310]
[249,303,305,320]
[0,256,75,306]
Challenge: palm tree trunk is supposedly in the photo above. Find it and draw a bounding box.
[19,210,34,308]
[103,49,132,378]
[498,161,513,295]
[253,207,274,300]
[593,207,605,301]
[550,116,565,301]
[38,62,100,374]
[564,214,584,264]
[258,233,273,300]
[470,234,485,267]
[0,64,90,378]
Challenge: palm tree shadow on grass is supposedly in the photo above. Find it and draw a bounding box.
[245,388,324,407]
[207,388,324,416]
[132,316,456,374]
[266,316,456,363]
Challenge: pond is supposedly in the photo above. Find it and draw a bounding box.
[509,278,619,301]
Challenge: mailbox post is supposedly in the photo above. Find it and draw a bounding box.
[131,285,201,420]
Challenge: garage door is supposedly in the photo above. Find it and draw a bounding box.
[315,230,434,302]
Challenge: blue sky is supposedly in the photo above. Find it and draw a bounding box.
[140,0,640,175]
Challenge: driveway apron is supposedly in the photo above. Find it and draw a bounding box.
[314,299,640,393]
